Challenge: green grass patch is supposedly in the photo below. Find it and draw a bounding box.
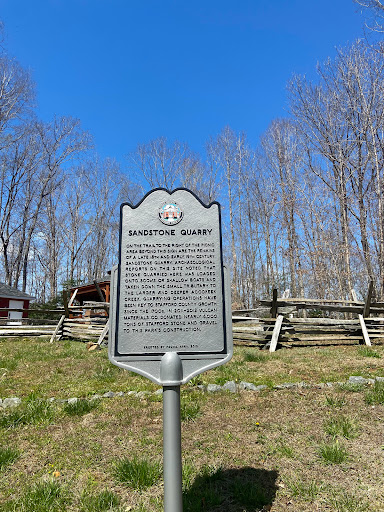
[242,351,270,363]
[182,462,196,491]
[285,478,322,501]
[318,441,348,464]
[324,395,346,408]
[3,481,70,512]
[212,361,243,385]
[63,398,100,416]
[357,346,381,358]
[0,397,55,429]
[324,416,358,439]
[187,376,205,387]
[364,380,384,405]
[337,383,365,393]
[0,446,19,470]
[0,338,159,399]
[0,358,18,372]
[327,488,369,512]
[0,339,383,510]
[113,456,162,489]
[274,441,295,458]
[79,489,120,512]
[92,364,118,384]
[56,340,88,360]
[1,337,383,399]
[180,399,201,422]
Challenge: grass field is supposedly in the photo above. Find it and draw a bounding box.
[0,337,384,511]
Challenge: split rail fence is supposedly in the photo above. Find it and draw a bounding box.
[1,282,383,352]
[233,282,384,352]
[0,306,109,343]
[0,287,109,346]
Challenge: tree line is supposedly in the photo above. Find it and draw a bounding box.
[0,40,139,301]
[1,26,384,304]
[128,40,384,305]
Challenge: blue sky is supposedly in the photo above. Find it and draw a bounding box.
[0,0,365,161]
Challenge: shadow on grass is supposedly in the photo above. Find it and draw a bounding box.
[183,466,278,512]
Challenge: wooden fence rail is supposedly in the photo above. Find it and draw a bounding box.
[2,284,383,351]
[0,296,110,342]
[232,283,384,351]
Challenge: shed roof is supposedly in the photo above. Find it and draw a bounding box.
[0,282,35,300]
[69,275,111,292]
[68,276,111,304]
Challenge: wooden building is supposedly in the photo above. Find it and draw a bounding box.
[69,276,111,305]
[0,283,34,323]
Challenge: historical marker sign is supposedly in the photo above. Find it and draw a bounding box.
[109,188,232,385]
[109,188,233,512]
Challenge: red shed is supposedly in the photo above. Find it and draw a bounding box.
[0,283,34,324]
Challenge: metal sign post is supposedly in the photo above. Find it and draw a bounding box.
[109,188,233,511]
[163,385,183,511]
[161,352,183,512]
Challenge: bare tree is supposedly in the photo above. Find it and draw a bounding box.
[57,156,139,289]
[129,137,192,191]
[261,119,305,297]
[0,55,34,145]
[208,127,241,304]
[18,117,91,293]
[129,135,222,202]
[0,116,91,294]
[289,62,355,296]
[179,152,221,204]
[207,127,258,306]
[83,157,138,280]
[0,124,41,287]
[288,40,384,297]
[355,0,384,32]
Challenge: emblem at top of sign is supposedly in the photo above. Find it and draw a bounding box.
[158,202,183,225]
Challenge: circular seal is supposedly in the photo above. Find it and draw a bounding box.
[159,201,183,225]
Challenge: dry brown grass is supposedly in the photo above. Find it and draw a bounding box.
[0,338,384,510]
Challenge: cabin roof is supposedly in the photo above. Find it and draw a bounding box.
[0,282,35,300]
